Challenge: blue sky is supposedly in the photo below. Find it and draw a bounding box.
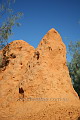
[1,0,80,61]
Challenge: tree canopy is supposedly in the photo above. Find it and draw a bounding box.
[68,41,80,97]
[0,0,23,49]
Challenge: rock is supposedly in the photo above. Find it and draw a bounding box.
[0,29,80,120]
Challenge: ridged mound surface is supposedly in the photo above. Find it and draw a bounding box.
[0,28,80,120]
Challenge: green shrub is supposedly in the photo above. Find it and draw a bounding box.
[0,54,3,68]
[0,53,9,68]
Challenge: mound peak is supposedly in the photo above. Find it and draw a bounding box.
[0,28,80,120]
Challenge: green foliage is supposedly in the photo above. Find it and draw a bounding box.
[0,55,9,68]
[68,41,80,97]
[0,54,3,67]
[0,0,23,49]
[0,48,10,69]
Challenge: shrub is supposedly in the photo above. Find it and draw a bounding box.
[0,53,9,69]
[0,54,3,68]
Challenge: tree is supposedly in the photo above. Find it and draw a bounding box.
[68,41,80,97]
[0,0,23,49]
[0,0,23,69]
